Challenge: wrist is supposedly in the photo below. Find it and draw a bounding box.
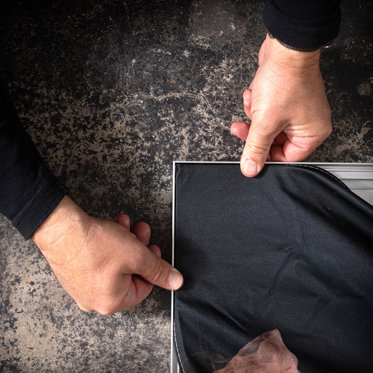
[266,34,321,72]
[32,196,91,257]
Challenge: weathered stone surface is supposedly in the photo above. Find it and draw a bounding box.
[0,0,372,371]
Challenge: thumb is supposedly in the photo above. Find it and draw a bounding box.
[240,122,276,177]
[134,248,184,291]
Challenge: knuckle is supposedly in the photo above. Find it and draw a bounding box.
[256,122,278,137]
[96,299,120,315]
[324,124,332,137]
[144,260,164,284]
[313,121,332,143]
[76,302,92,313]
[125,244,147,271]
[245,142,270,155]
[250,117,279,137]
[131,250,148,271]
[98,307,115,316]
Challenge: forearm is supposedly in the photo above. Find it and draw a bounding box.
[0,81,67,238]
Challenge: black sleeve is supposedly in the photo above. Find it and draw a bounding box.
[262,0,341,51]
[0,82,68,239]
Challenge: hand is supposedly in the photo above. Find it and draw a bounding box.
[32,196,183,315]
[231,35,332,177]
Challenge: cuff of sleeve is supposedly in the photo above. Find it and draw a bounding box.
[262,1,341,51]
[12,180,68,239]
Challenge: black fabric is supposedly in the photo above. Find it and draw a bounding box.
[0,82,67,239]
[174,163,373,373]
[263,0,341,50]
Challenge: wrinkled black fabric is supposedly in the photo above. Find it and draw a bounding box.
[174,164,373,373]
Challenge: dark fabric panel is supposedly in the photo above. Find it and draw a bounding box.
[0,82,67,238]
[263,0,341,50]
[174,164,373,373]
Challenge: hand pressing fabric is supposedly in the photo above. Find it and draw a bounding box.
[32,196,183,314]
[231,35,332,177]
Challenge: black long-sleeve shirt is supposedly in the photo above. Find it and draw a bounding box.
[0,1,341,239]
[0,83,67,238]
[263,0,341,50]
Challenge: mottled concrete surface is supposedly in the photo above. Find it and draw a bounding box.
[0,0,372,372]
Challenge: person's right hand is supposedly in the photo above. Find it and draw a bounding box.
[32,196,183,315]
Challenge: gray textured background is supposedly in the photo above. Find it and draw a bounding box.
[0,0,372,372]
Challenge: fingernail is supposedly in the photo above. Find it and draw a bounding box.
[168,269,183,290]
[242,158,259,176]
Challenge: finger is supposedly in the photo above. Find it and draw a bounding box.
[131,276,154,305]
[258,37,267,65]
[243,89,252,120]
[272,132,287,146]
[265,133,294,161]
[115,214,131,230]
[133,248,183,291]
[231,121,250,141]
[270,137,320,162]
[133,222,151,246]
[149,244,161,258]
[114,276,154,311]
[240,121,277,177]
